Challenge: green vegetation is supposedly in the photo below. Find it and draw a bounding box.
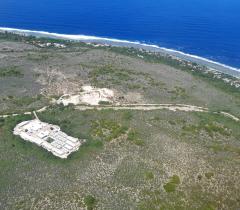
[0,66,23,77]
[0,31,36,42]
[163,175,181,193]
[122,111,133,121]
[98,100,112,105]
[91,119,127,142]
[108,46,240,97]
[36,107,143,159]
[27,53,50,61]
[89,65,129,87]
[181,112,240,156]
[205,172,214,179]
[84,195,97,210]
[137,188,186,210]
[12,95,43,107]
[0,115,54,161]
[168,120,177,125]
[190,70,240,98]
[88,65,163,90]
[196,112,240,137]
[0,31,70,45]
[208,143,240,155]
[0,32,239,209]
[200,202,216,210]
[0,95,47,115]
[144,171,154,180]
[127,130,145,146]
[182,120,231,137]
[169,86,188,99]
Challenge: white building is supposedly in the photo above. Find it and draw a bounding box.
[13,118,82,159]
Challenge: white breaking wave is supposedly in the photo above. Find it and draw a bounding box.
[158,47,240,73]
[0,27,140,43]
[0,27,240,73]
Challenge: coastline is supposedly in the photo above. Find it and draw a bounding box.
[0,27,240,78]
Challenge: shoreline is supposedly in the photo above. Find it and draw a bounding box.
[0,27,240,78]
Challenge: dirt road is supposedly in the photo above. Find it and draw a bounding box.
[1,104,239,122]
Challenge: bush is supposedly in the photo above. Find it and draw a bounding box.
[144,171,154,180]
[205,172,214,179]
[163,175,180,193]
[84,195,97,210]
[123,111,133,120]
[98,101,112,105]
[127,130,145,146]
[0,66,23,77]
[91,119,127,142]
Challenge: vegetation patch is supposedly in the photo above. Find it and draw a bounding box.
[0,66,23,77]
[163,175,181,193]
[122,111,133,121]
[182,121,231,137]
[127,130,145,146]
[138,188,185,210]
[0,95,47,115]
[169,86,188,99]
[98,100,112,105]
[84,195,97,210]
[27,53,51,61]
[88,65,163,90]
[12,95,43,106]
[205,172,214,179]
[91,119,128,142]
[108,46,240,97]
[208,144,240,155]
[144,171,154,180]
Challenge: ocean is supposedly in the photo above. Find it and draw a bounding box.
[1,0,240,72]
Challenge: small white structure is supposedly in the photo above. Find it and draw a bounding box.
[13,116,82,158]
[57,86,114,106]
[36,42,66,48]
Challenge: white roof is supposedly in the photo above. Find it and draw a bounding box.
[24,120,43,131]
[42,142,54,150]
[37,131,49,138]
[13,119,81,159]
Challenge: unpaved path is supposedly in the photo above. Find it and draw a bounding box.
[0,106,48,119]
[219,111,240,122]
[75,104,208,112]
[0,104,239,122]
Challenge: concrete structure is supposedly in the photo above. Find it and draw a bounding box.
[13,116,82,158]
[57,86,114,106]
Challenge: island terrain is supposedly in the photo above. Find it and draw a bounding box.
[0,32,239,210]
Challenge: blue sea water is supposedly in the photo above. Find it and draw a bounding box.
[1,0,240,69]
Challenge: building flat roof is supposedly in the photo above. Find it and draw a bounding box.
[14,119,83,158]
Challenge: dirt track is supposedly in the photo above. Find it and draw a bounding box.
[75,104,208,112]
[1,104,239,122]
